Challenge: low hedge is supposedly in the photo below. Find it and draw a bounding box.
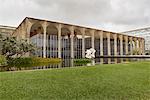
[74,59,91,64]
[7,57,62,67]
[32,57,61,63]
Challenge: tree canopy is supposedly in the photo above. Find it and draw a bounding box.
[0,33,36,58]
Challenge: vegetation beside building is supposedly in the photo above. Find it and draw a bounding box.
[0,55,7,66]
[0,33,61,68]
[7,57,61,67]
[74,58,91,64]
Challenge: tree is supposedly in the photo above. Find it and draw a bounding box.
[0,33,37,59]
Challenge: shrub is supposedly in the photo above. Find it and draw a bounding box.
[74,59,91,64]
[7,57,32,67]
[7,57,62,67]
[1,34,37,59]
[31,57,62,63]
[0,55,7,66]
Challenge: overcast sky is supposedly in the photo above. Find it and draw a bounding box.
[0,0,150,32]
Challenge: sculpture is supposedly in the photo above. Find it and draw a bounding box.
[85,48,96,59]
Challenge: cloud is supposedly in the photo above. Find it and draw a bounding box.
[0,0,150,32]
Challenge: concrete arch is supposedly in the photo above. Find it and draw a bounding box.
[61,26,71,38]
[30,22,43,37]
[74,28,82,38]
[46,24,58,35]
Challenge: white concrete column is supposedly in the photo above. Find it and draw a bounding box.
[141,39,145,55]
[42,21,47,58]
[129,37,133,55]
[107,32,111,56]
[70,26,74,58]
[81,28,85,58]
[125,36,128,55]
[139,39,141,55]
[139,38,144,55]
[113,34,117,63]
[100,31,103,56]
[91,30,95,49]
[58,24,62,58]
[107,32,111,64]
[133,38,137,51]
[113,34,117,56]
[138,39,141,55]
[99,31,104,64]
[137,39,139,50]
[119,35,123,56]
[137,39,141,55]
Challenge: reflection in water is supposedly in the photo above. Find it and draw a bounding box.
[0,58,150,72]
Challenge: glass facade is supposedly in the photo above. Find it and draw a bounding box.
[123,40,126,55]
[30,31,134,59]
[110,39,114,55]
[30,34,43,57]
[74,37,82,59]
[117,39,120,55]
[46,34,58,58]
[85,37,91,50]
[29,22,139,60]
[94,38,100,58]
[103,39,108,55]
[61,36,71,59]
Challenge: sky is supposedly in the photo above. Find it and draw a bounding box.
[0,0,150,32]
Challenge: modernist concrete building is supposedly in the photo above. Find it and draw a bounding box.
[123,27,150,54]
[0,25,16,36]
[11,17,144,59]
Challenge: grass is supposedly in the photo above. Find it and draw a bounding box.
[0,61,150,100]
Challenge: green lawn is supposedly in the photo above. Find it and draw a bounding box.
[0,62,150,100]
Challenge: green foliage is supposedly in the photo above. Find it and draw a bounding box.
[0,62,150,100]
[74,58,91,64]
[7,57,33,67]
[0,55,7,66]
[32,57,62,63]
[7,57,62,67]
[0,33,36,59]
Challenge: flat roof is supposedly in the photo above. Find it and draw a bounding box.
[123,27,150,33]
[0,25,16,30]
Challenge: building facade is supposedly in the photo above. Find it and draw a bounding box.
[123,27,150,54]
[12,17,145,59]
[0,25,16,36]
